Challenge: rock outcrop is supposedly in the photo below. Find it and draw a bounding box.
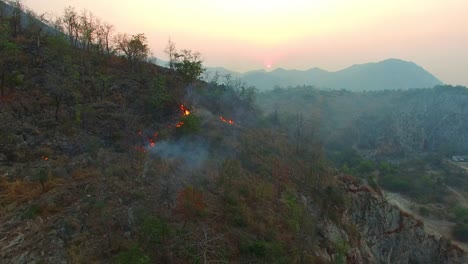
[342,179,467,263]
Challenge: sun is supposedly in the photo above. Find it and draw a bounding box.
[266,64,272,69]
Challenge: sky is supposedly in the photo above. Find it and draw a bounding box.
[24,0,468,86]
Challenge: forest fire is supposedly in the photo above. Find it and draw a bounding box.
[180,104,190,116]
[41,155,49,161]
[134,130,159,153]
[146,133,158,148]
[175,104,191,128]
[220,116,234,125]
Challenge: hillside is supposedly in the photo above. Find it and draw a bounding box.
[259,85,468,249]
[258,85,468,156]
[0,1,467,263]
[206,59,443,91]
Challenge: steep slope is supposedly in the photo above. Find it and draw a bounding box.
[342,178,467,263]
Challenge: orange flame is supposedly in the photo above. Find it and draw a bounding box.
[180,104,191,116]
[41,155,49,161]
[220,116,235,125]
[148,138,156,148]
[176,105,191,128]
[134,130,159,153]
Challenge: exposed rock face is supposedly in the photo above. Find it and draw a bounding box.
[343,181,467,263]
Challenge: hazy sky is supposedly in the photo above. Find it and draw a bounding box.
[24,0,468,86]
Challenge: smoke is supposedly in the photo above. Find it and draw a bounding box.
[149,136,210,170]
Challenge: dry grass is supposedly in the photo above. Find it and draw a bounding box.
[0,177,65,214]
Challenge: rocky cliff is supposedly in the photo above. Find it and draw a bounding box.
[341,177,467,263]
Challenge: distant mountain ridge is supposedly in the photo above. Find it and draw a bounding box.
[202,59,443,91]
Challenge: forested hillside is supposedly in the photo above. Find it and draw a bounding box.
[0,1,466,263]
[259,85,468,250]
[259,85,468,157]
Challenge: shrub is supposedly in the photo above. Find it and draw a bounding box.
[247,241,267,258]
[452,223,468,242]
[452,206,468,224]
[33,169,49,191]
[419,206,431,217]
[115,246,150,264]
[334,240,349,264]
[176,114,201,135]
[140,216,171,244]
[21,204,41,220]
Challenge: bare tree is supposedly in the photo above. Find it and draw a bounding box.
[62,6,78,47]
[181,224,227,264]
[164,38,176,70]
[98,22,114,56]
[79,9,99,52]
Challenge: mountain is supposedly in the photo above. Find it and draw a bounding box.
[157,58,442,92]
[206,59,443,91]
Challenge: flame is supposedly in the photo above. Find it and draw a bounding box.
[134,130,159,153]
[176,105,191,128]
[148,138,156,148]
[41,155,49,161]
[220,116,235,125]
[180,104,190,116]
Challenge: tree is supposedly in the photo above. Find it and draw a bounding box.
[115,33,149,65]
[78,9,96,52]
[174,186,205,228]
[292,113,305,154]
[63,6,79,47]
[96,22,113,56]
[164,38,176,70]
[44,36,74,121]
[180,224,226,264]
[7,0,23,37]
[0,35,20,97]
[165,40,207,83]
[24,8,48,48]
[0,1,7,22]
[103,23,114,56]
[173,49,205,84]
